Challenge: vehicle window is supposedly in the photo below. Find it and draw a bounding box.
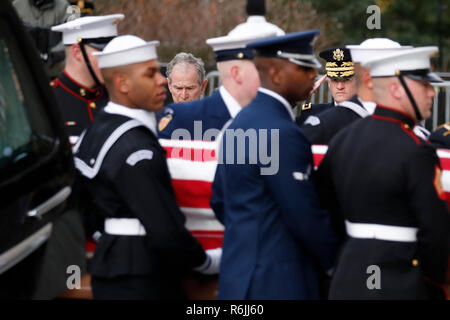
[0,20,58,183]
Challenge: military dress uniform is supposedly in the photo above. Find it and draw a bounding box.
[51,71,108,145]
[74,103,209,299]
[158,15,280,298]
[297,47,356,126]
[296,101,334,126]
[212,87,338,299]
[301,95,374,145]
[27,14,123,299]
[211,30,339,300]
[316,104,450,299]
[429,123,450,149]
[158,13,281,250]
[158,88,237,250]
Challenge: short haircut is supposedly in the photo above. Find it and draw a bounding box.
[166,52,206,85]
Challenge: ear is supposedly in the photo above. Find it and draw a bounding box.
[200,79,208,93]
[230,65,242,84]
[114,73,130,94]
[363,71,373,89]
[389,81,403,99]
[71,44,83,62]
[270,65,282,85]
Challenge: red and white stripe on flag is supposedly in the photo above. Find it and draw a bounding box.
[312,145,450,209]
[159,138,224,250]
[437,149,450,209]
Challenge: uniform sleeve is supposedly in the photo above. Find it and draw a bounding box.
[263,127,339,271]
[111,143,207,270]
[211,164,225,224]
[314,146,347,240]
[301,120,326,145]
[407,144,450,283]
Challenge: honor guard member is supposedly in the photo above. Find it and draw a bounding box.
[297,47,357,125]
[158,0,283,251]
[73,35,221,299]
[51,14,124,146]
[301,39,409,146]
[211,30,339,300]
[157,0,283,299]
[315,46,450,299]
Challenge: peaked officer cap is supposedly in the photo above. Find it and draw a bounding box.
[51,14,124,49]
[319,47,354,79]
[246,29,322,69]
[347,38,412,64]
[362,46,443,83]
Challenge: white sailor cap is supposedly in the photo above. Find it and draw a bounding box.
[362,46,443,83]
[346,38,412,64]
[93,35,159,69]
[51,14,124,49]
[206,14,283,62]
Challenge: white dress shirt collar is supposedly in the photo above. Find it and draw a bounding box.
[104,101,157,136]
[258,87,296,122]
[219,86,242,118]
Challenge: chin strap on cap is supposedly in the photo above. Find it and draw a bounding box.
[396,70,422,122]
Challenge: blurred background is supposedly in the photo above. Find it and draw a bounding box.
[89,0,449,73]
[11,0,450,128]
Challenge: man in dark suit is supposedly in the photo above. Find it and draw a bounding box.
[158,0,284,253]
[73,35,220,299]
[315,46,449,299]
[297,47,357,125]
[211,30,339,300]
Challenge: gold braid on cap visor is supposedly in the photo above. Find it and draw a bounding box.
[325,61,355,78]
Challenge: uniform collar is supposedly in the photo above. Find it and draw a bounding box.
[373,104,416,128]
[219,86,242,118]
[104,101,157,136]
[258,87,296,122]
[354,95,376,115]
[59,70,104,99]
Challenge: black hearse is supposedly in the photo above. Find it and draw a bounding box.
[0,1,74,299]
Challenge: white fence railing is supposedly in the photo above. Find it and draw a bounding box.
[205,71,450,130]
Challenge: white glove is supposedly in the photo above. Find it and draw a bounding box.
[193,248,222,275]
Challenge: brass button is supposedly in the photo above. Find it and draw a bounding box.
[237,52,244,59]
[412,259,419,267]
[89,102,96,109]
[80,88,86,96]
[49,80,55,87]
[404,124,410,130]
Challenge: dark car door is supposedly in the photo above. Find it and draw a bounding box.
[0,1,74,298]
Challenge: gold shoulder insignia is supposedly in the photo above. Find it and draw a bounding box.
[158,114,173,132]
[434,122,450,136]
[302,102,312,111]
